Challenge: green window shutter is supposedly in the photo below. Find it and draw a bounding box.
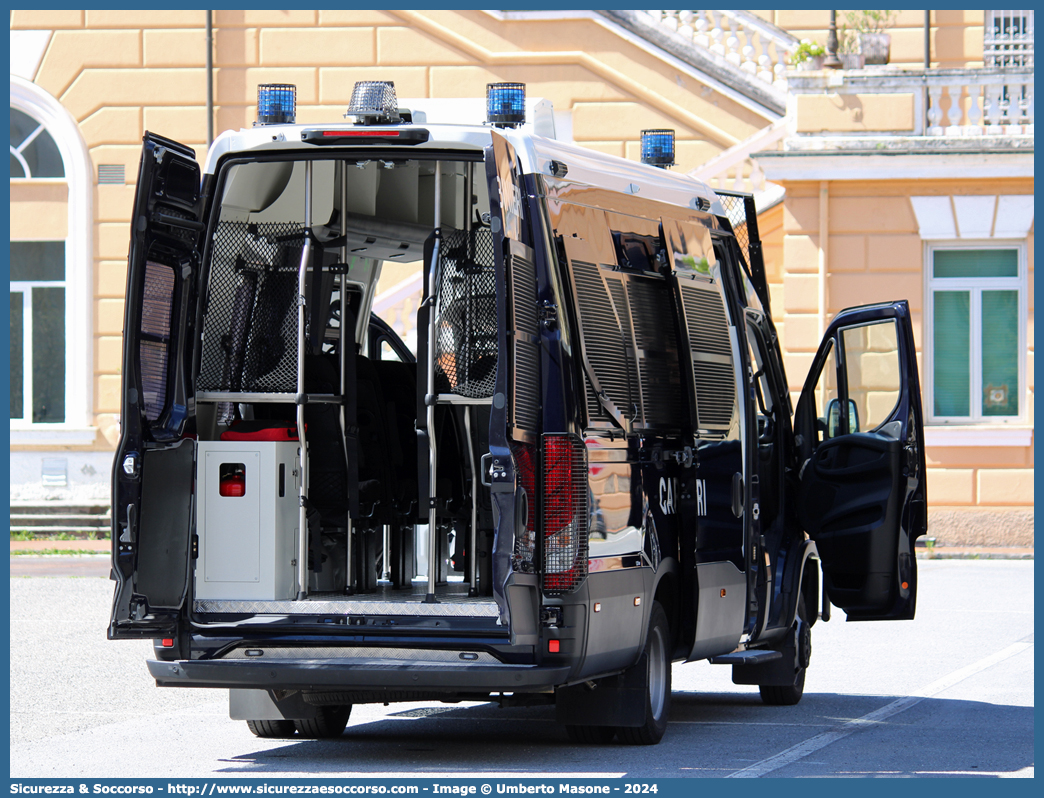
[10,293,24,419]
[933,290,970,417]
[32,286,66,423]
[933,249,1018,278]
[10,241,66,281]
[981,290,1019,416]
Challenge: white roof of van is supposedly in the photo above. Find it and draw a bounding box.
[203,97,722,217]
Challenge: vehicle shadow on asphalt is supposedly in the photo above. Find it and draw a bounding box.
[212,693,1033,777]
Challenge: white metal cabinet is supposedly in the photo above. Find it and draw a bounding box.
[195,441,299,601]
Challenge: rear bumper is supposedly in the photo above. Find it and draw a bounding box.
[147,658,571,693]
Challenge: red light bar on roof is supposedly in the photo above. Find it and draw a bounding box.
[301,128,429,145]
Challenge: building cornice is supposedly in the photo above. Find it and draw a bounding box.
[754,146,1034,181]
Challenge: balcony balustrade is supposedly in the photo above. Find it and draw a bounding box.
[787,67,1034,139]
[643,10,797,91]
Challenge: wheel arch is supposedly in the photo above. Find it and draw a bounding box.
[779,539,820,630]
[650,557,681,657]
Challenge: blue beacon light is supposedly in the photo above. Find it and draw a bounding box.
[641,129,675,168]
[487,82,526,128]
[256,83,297,125]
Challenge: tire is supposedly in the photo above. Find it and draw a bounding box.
[759,595,811,706]
[293,705,352,739]
[617,601,671,746]
[245,719,296,738]
[759,666,805,706]
[565,725,616,744]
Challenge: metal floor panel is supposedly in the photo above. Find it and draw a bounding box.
[193,581,499,617]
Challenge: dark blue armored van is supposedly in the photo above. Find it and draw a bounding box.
[110,81,927,744]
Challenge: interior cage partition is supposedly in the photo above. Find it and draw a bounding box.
[422,162,499,601]
[432,227,498,398]
[196,221,306,397]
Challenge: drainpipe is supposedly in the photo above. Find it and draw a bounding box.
[924,11,931,68]
[818,181,829,338]
[923,11,930,135]
[206,11,214,147]
[824,10,842,69]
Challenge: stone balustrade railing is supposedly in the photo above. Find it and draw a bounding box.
[788,67,1034,137]
[689,116,790,199]
[642,10,798,91]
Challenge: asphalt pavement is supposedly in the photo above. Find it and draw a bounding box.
[8,558,1033,778]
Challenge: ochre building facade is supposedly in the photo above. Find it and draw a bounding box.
[10,10,1032,545]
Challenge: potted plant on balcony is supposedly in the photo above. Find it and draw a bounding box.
[844,10,898,65]
[837,25,864,69]
[790,40,827,70]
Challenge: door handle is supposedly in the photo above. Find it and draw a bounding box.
[480,452,493,488]
[731,472,743,518]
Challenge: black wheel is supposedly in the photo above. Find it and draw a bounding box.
[759,596,811,706]
[565,725,616,744]
[294,705,352,739]
[617,601,671,746]
[245,719,296,738]
[759,666,805,706]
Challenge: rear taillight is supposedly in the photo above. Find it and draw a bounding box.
[161,638,174,648]
[541,434,588,595]
[219,464,246,497]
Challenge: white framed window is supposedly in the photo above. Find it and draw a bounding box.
[924,243,1027,424]
[10,241,66,423]
[10,77,94,444]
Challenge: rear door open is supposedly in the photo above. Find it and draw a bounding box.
[482,132,544,626]
[794,301,927,621]
[110,134,207,639]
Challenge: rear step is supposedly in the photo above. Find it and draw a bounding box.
[708,649,783,665]
[194,595,499,617]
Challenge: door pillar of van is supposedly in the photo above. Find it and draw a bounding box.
[295,161,314,601]
[424,164,442,604]
[464,406,480,595]
[337,161,359,595]
[463,162,481,597]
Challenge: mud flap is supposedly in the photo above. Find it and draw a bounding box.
[731,618,809,687]
[555,659,649,728]
[229,689,319,721]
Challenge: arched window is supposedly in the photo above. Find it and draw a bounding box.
[10,108,65,179]
[10,78,94,444]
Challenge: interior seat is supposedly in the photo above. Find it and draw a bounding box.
[371,359,419,520]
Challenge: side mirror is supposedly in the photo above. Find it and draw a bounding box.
[826,398,860,437]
